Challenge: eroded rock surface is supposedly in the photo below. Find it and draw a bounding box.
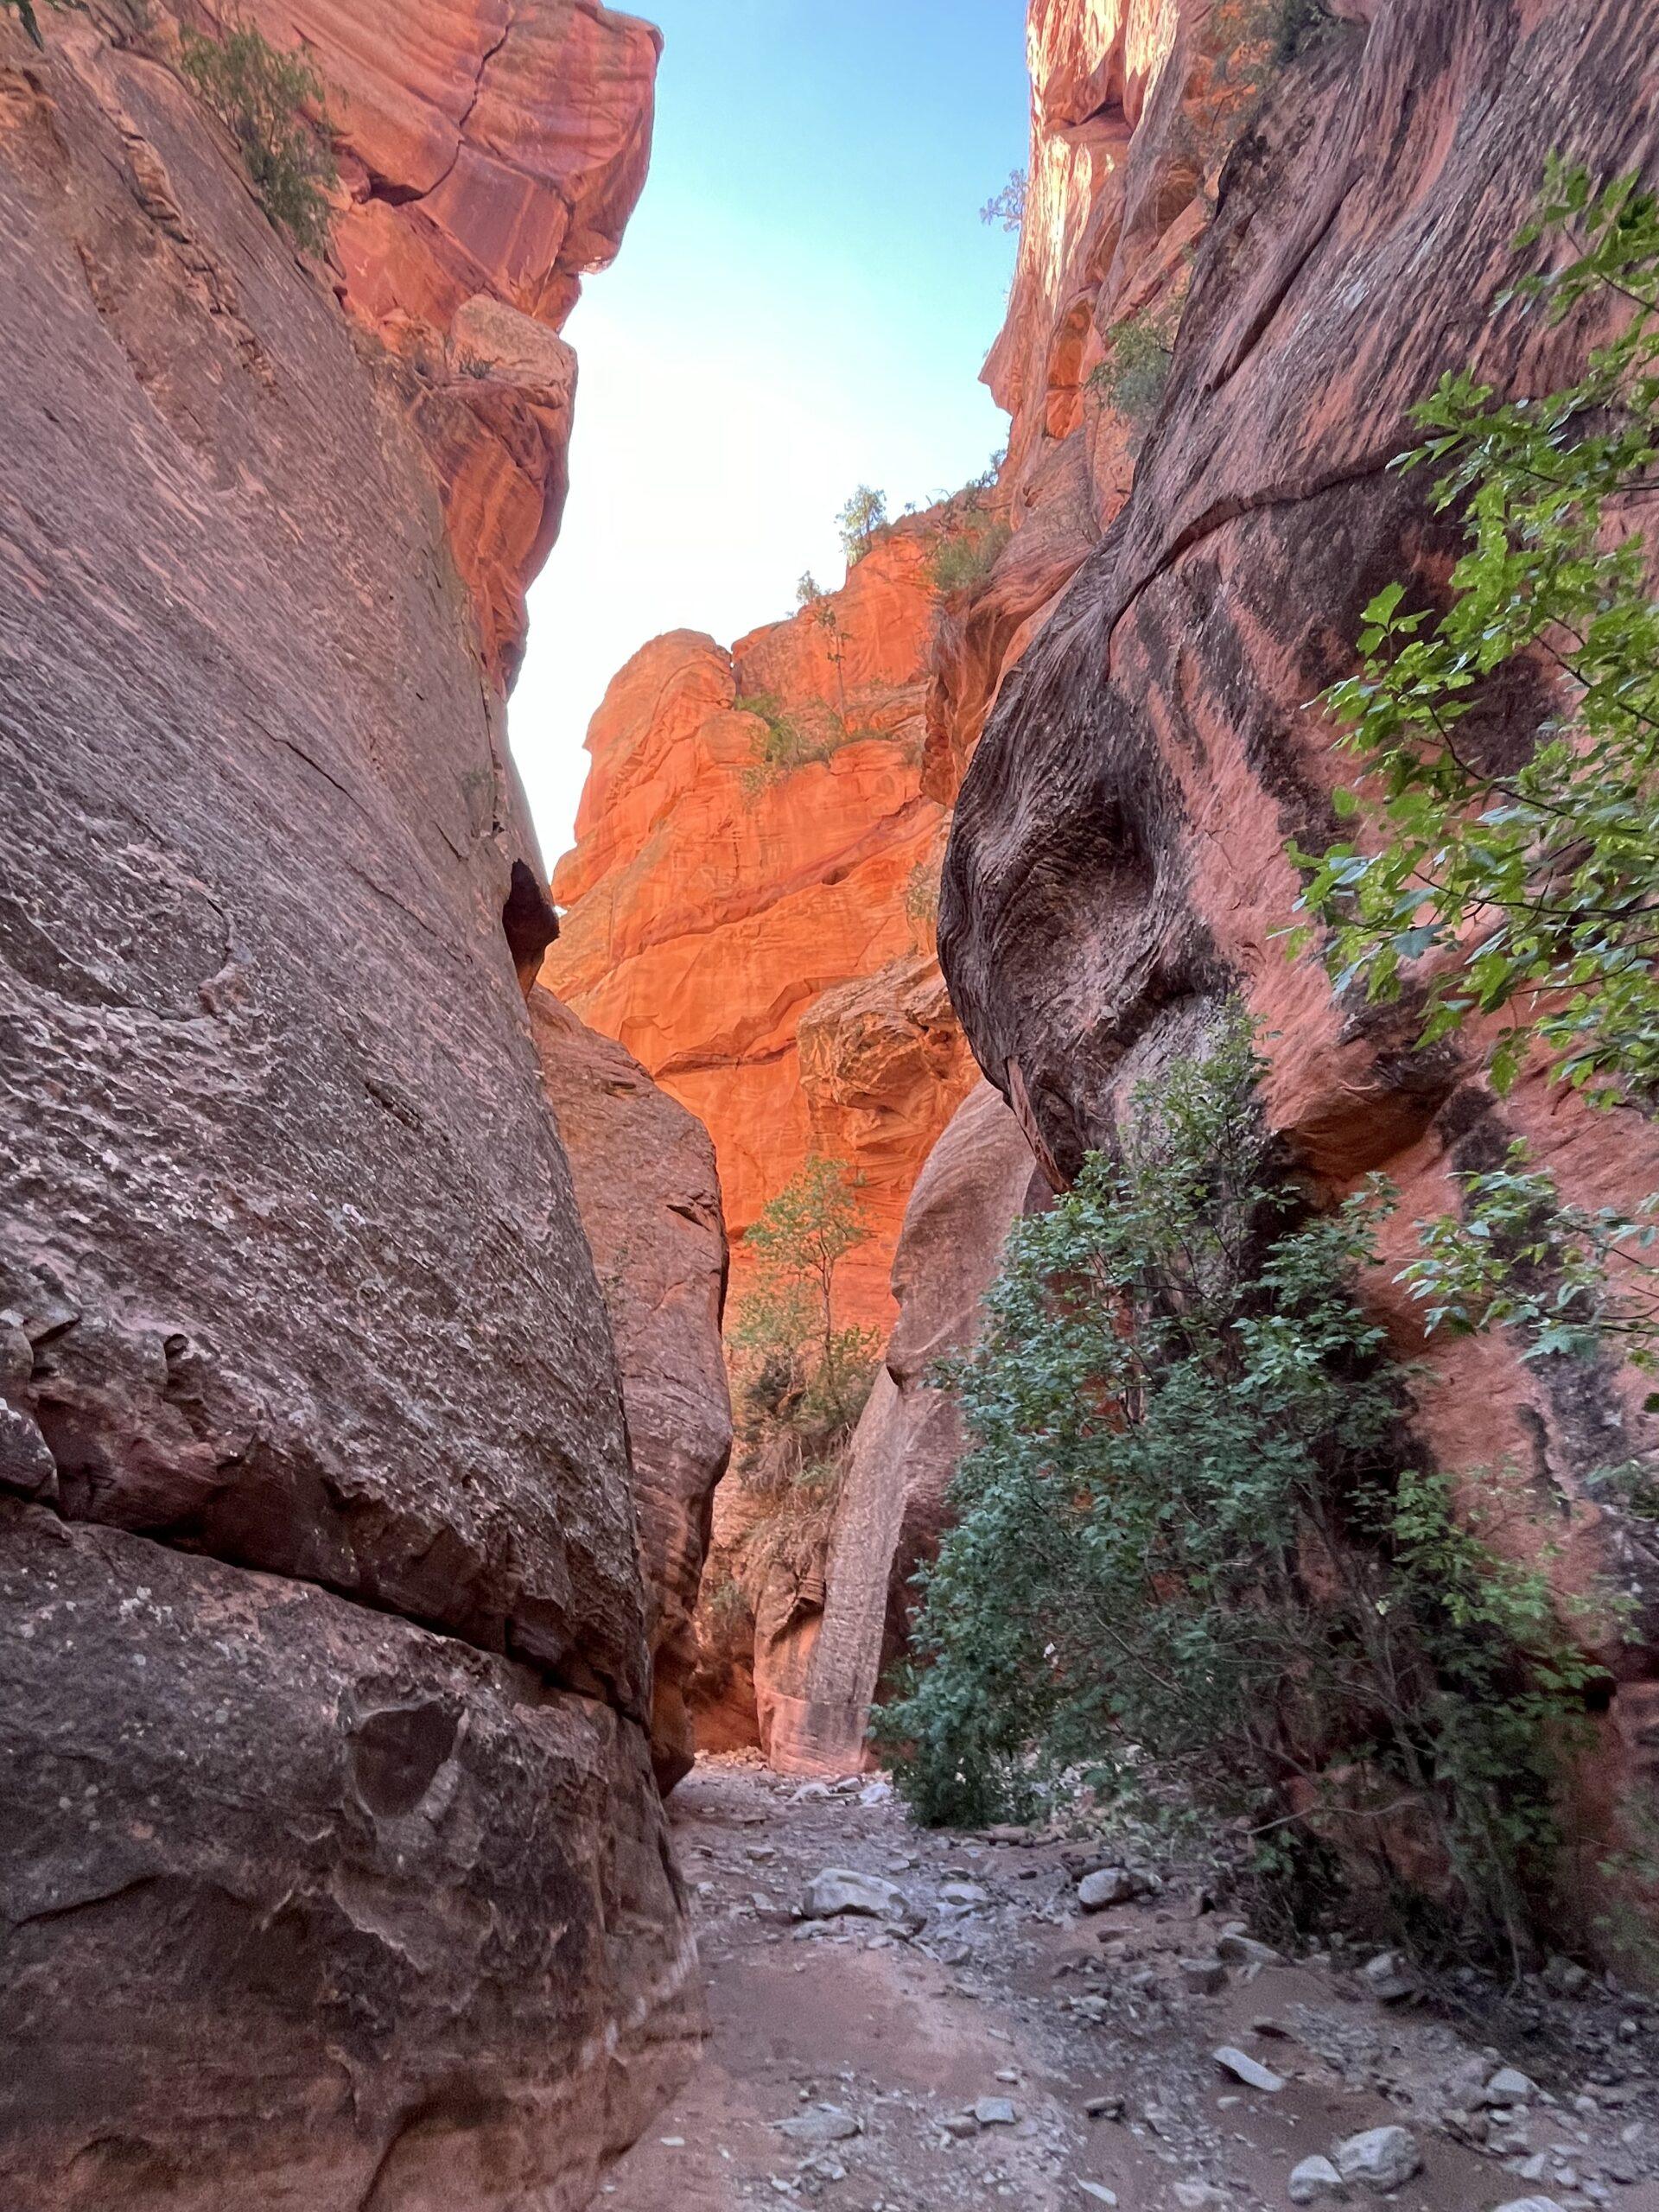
[0,1502,698,2212]
[530,986,734,1791]
[0,10,692,2200]
[942,0,1659,1945]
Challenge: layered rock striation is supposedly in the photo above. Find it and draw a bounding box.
[0,8,696,2203]
[942,0,1659,1941]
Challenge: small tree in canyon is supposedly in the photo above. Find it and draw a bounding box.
[876,1009,1606,1969]
[837,485,888,569]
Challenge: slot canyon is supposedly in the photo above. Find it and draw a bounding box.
[2,2,1658,2209]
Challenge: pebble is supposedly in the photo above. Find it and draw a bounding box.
[1484,2067,1541,2107]
[1180,1956,1227,1995]
[1491,2201,1569,2212]
[973,2097,1020,2126]
[1075,2186,1118,2206]
[1217,1929,1287,1967]
[1333,2124,1422,2193]
[774,2104,862,2145]
[1359,1951,1416,2003]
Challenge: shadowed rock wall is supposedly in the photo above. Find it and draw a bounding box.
[0,9,697,2202]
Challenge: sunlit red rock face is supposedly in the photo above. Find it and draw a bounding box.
[543,520,977,1333]
[0,10,695,2205]
[927,0,1267,803]
[944,0,1659,1954]
[206,0,661,683]
[529,987,733,1792]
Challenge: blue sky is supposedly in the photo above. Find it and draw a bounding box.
[511,0,1029,859]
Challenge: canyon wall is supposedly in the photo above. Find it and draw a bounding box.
[543,517,979,1332]
[942,0,1659,1946]
[0,6,702,2204]
[530,986,733,1792]
[208,0,661,687]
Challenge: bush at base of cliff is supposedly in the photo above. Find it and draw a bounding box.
[180,19,337,255]
[874,1008,1611,1971]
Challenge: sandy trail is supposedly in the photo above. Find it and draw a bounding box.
[598,1757,1659,2212]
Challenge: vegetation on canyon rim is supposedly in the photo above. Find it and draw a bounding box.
[874,1010,1609,1969]
[880,168,1659,1970]
[178,16,337,254]
[727,1156,879,1586]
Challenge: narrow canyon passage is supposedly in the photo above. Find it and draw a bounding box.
[602,1758,1659,2212]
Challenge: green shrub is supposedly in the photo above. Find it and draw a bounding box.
[1089,302,1182,451]
[928,519,1011,596]
[180,17,337,254]
[874,1007,1607,1967]
[904,857,941,936]
[736,690,849,791]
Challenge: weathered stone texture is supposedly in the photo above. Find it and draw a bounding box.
[0,11,693,2199]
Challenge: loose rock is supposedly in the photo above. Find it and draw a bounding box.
[1213,2046,1287,2093]
[1077,1866,1141,1910]
[800,1869,906,1920]
[1333,2125,1422,2194]
[1288,2153,1347,2203]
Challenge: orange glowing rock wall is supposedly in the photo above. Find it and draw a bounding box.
[543,518,976,1331]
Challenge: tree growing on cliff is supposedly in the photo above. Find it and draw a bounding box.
[733,1154,877,1448]
[875,1009,1605,1967]
[179,17,338,256]
[1291,162,1659,1379]
[837,485,888,568]
[980,168,1027,233]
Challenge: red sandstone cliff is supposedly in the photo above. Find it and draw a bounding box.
[543,518,978,1332]
[204,0,661,687]
[941,0,1659,1954]
[0,6,702,2203]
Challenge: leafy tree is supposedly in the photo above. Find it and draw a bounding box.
[180,16,337,255]
[796,571,826,610]
[1293,160,1659,1104]
[734,1154,876,1432]
[837,485,888,567]
[875,1009,1606,1968]
[980,168,1027,233]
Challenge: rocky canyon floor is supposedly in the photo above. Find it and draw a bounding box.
[601,1757,1659,2212]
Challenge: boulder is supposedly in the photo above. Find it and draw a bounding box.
[1288,2155,1347,2204]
